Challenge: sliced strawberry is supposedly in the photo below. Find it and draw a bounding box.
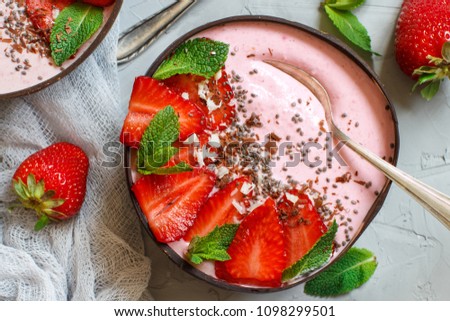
[26,0,54,40]
[184,177,252,241]
[278,190,327,267]
[162,145,196,168]
[26,1,76,41]
[120,76,206,148]
[162,68,236,130]
[120,112,150,148]
[162,73,205,105]
[131,168,215,243]
[54,0,76,10]
[215,198,287,287]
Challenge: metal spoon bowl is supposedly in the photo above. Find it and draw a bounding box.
[265,59,450,230]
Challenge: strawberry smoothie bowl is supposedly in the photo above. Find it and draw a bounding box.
[0,0,122,99]
[121,16,399,292]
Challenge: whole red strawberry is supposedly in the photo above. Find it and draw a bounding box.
[395,0,450,100]
[11,142,89,231]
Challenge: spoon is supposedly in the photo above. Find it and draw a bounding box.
[264,59,450,230]
[117,0,197,64]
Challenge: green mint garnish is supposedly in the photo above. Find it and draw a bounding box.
[50,3,103,66]
[186,224,239,265]
[153,38,230,80]
[326,0,365,11]
[304,247,377,297]
[137,106,192,175]
[322,1,379,55]
[282,220,338,282]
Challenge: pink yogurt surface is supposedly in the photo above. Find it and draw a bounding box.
[166,20,397,281]
[0,1,114,96]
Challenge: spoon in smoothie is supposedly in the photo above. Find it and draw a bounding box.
[265,59,450,230]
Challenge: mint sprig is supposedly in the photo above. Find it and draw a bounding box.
[322,0,379,55]
[304,248,377,297]
[153,38,230,80]
[326,0,364,11]
[282,220,338,281]
[137,106,192,175]
[50,3,103,66]
[186,224,239,265]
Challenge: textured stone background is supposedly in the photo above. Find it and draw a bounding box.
[118,0,450,300]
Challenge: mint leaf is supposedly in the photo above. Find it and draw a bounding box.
[141,162,193,175]
[420,81,441,101]
[324,5,378,55]
[143,105,180,148]
[282,221,338,281]
[50,3,103,66]
[325,0,365,11]
[137,106,192,175]
[304,248,377,297]
[186,224,239,265]
[153,38,230,80]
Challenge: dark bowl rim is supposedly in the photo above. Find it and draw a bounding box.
[0,0,123,100]
[125,15,400,293]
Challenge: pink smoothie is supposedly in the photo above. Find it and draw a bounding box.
[0,1,114,96]
[165,20,396,282]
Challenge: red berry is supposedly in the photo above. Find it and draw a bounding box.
[184,176,252,241]
[12,142,89,230]
[25,1,77,41]
[278,190,327,267]
[163,68,236,131]
[215,198,287,287]
[131,168,216,243]
[120,76,206,148]
[395,0,450,78]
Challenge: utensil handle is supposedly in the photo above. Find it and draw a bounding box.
[334,126,450,229]
[117,0,196,64]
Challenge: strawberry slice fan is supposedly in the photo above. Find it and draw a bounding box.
[121,36,336,287]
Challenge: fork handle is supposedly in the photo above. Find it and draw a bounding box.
[333,125,450,229]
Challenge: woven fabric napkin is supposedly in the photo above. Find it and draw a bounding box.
[0,22,152,301]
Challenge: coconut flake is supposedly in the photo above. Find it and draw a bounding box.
[198,80,208,100]
[216,166,229,179]
[247,199,265,213]
[194,148,204,167]
[232,200,245,215]
[240,182,255,195]
[214,69,222,81]
[181,92,189,100]
[183,133,200,145]
[208,133,221,146]
[285,192,299,204]
[206,98,222,112]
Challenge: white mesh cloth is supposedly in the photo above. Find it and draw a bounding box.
[0,22,152,301]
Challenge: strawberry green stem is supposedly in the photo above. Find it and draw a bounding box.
[412,42,450,101]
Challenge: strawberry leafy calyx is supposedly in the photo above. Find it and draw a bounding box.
[13,174,66,231]
[412,42,450,101]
